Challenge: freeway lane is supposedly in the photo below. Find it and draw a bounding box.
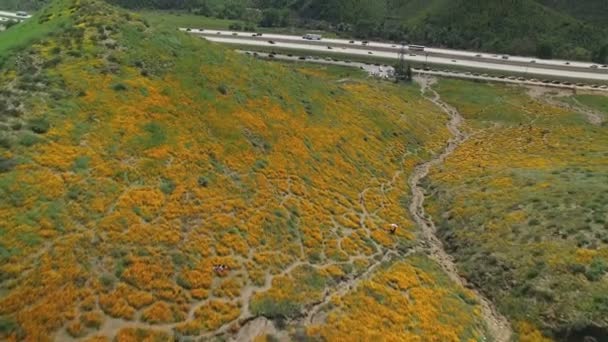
[183,29,608,74]
[202,36,608,82]
[243,50,607,93]
[0,10,31,20]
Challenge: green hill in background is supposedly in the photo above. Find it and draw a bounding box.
[2,0,607,61]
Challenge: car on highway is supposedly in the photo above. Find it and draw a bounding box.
[16,11,29,17]
[502,55,509,60]
[409,53,416,56]
[602,65,608,68]
[216,32,221,34]
[362,41,369,45]
[590,65,598,69]
[591,84,599,88]
[451,59,457,62]
[186,28,192,32]
[368,51,373,54]
[327,46,333,50]
[475,54,482,58]
[298,56,306,60]
[600,85,608,89]
[349,40,355,44]
[232,33,238,36]
[564,62,570,65]
[268,40,275,44]
[530,60,536,63]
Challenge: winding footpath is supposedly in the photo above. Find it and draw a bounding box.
[409,76,513,342]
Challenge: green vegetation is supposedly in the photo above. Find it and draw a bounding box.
[427,79,608,339]
[7,0,607,61]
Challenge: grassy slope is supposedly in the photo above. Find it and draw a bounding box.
[426,79,608,339]
[0,1,72,60]
[0,0,487,340]
[539,0,608,25]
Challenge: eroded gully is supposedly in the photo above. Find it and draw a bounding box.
[409,75,512,341]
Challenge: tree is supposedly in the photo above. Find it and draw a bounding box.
[536,42,553,59]
[260,8,289,27]
[593,44,608,64]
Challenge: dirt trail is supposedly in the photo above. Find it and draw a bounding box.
[409,75,513,342]
[527,86,605,125]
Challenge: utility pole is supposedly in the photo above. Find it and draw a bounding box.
[396,43,407,82]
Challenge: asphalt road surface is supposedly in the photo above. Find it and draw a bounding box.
[0,10,31,21]
[184,29,608,82]
[241,51,608,93]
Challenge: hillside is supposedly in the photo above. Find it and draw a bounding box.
[2,0,608,341]
[0,0,488,340]
[427,80,608,340]
[539,0,608,25]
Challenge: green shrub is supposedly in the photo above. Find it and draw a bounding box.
[0,316,17,335]
[0,158,16,173]
[217,84,229,95]
[250,298,301,319]
[197,176,209,187]
[72,156,90,172]
[585,259,607,281]
[18,132,41,146]
[28,117,50,134]
[160,178,176,195]
[0,135,11,149]
[111,83,127,91]
[99,274,115,288]
[228,22,243,31]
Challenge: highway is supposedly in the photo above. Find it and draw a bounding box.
[183,28,608,82]
[243,51,608,93]
[0,10,31,22]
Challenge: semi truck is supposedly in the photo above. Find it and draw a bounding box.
[408,45,425,52]
[303,34,322,41]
